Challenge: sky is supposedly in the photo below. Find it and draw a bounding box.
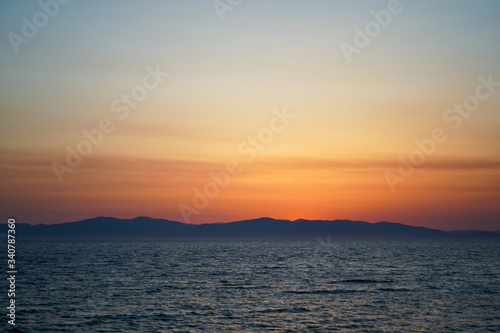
[1,0,499,230]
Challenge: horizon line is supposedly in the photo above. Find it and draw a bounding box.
[6,215,500,232]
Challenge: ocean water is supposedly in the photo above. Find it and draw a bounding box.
[6,240,500,332]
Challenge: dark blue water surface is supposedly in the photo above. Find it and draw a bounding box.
[5,240,500,332]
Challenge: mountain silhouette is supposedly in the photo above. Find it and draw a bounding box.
[2,217,499,240]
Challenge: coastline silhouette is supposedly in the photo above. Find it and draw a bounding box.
[3,216,499,240]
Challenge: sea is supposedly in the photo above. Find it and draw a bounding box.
[5,239,500,332]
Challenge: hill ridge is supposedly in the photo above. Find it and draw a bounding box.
[1,217,499,240]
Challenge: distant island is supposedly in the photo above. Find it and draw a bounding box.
[1,217,499,240]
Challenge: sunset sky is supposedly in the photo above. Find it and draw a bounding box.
[1,0,499,230]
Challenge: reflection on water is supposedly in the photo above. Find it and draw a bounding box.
[10,240,500,332]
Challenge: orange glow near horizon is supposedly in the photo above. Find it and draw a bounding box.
[1,146,499,230]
